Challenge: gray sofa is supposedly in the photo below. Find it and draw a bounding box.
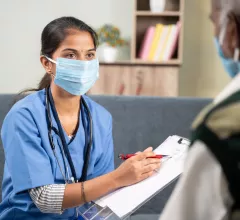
[0,95,211,218]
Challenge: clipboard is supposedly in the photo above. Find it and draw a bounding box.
[77,135,190,220]
[76,202,120,219]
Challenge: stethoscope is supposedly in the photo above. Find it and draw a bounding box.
[45,87,93,184]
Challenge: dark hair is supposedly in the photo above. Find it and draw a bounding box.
[20,16,98,95]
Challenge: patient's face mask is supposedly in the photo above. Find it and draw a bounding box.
[214,38,240,78]
[214,18,240,78]
[46,57,99,96]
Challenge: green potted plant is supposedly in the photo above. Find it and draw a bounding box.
[97,24,127,62]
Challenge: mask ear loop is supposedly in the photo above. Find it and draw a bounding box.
[44,55,57,64]
[234,47,239,62]
[219,20,227,46]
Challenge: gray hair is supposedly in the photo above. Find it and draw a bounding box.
[219,0,240,43]
[219,0,240,61]
[220,0,240,25]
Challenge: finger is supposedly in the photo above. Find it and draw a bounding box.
[140,171,154,180]
[144,147,153,152]
[144,151,156,157]
[137,151,155,160]
[135,147,152,155]
[134,152,155,161]
[142,158,161,166]
[142,163,161,173]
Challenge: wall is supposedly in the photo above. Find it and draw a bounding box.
[0,0,133,94]
[0,0,231,97]
[179,0,230,98]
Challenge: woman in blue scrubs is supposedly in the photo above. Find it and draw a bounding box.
[0,17,160,219]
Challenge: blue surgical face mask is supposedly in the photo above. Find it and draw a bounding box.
[46,57,99,96]
[214,37,240,78]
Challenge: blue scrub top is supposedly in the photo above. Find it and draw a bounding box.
[0,89,114,219]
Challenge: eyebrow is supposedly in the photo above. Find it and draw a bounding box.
[87,48,96,52]
[62,48,78,53]
[62,48,96,52]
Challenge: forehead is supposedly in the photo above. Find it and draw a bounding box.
[58,30,95,50]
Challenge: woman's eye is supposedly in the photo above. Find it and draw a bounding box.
[86,53,95,60]
[66,53,76,59]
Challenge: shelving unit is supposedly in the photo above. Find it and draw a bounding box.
[100,59,181,66]
[135,11,181,16]
[89,0,184,97]
[134,58,181,65]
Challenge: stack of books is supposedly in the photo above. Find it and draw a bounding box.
[138,21,181,61]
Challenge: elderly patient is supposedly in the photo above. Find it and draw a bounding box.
[160,0,240,220]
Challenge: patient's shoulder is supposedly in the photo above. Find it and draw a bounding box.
[192,89,240,139]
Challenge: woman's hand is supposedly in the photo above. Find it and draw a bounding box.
[112,147,161,188]
[63,147,160,209]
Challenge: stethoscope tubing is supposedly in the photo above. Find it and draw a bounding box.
[45,87,93,183]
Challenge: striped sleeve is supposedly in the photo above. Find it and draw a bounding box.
[29,184,66,214]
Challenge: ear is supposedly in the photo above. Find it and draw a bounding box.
[40,56,53,74]
[231,14,240,61]
[222,12,239,59]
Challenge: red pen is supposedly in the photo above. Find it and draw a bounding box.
[118,154,169,160]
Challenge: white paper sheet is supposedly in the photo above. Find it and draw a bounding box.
[95,135,190,218]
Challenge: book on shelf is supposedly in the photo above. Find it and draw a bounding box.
[138,21,181,62]
[154,25,170,61]
[164,21,181,61]
[148,24,163,60]
[138,26,155,60]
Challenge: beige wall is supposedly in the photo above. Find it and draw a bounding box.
[0,0,133,94]
[0,0,231,97]
[179,0,230,98]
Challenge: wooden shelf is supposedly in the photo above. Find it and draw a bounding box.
[136,11,181,16]
[100,60,132,65]
[134,59,181,65]
[136,0,181,11]
[99,59,181,66]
